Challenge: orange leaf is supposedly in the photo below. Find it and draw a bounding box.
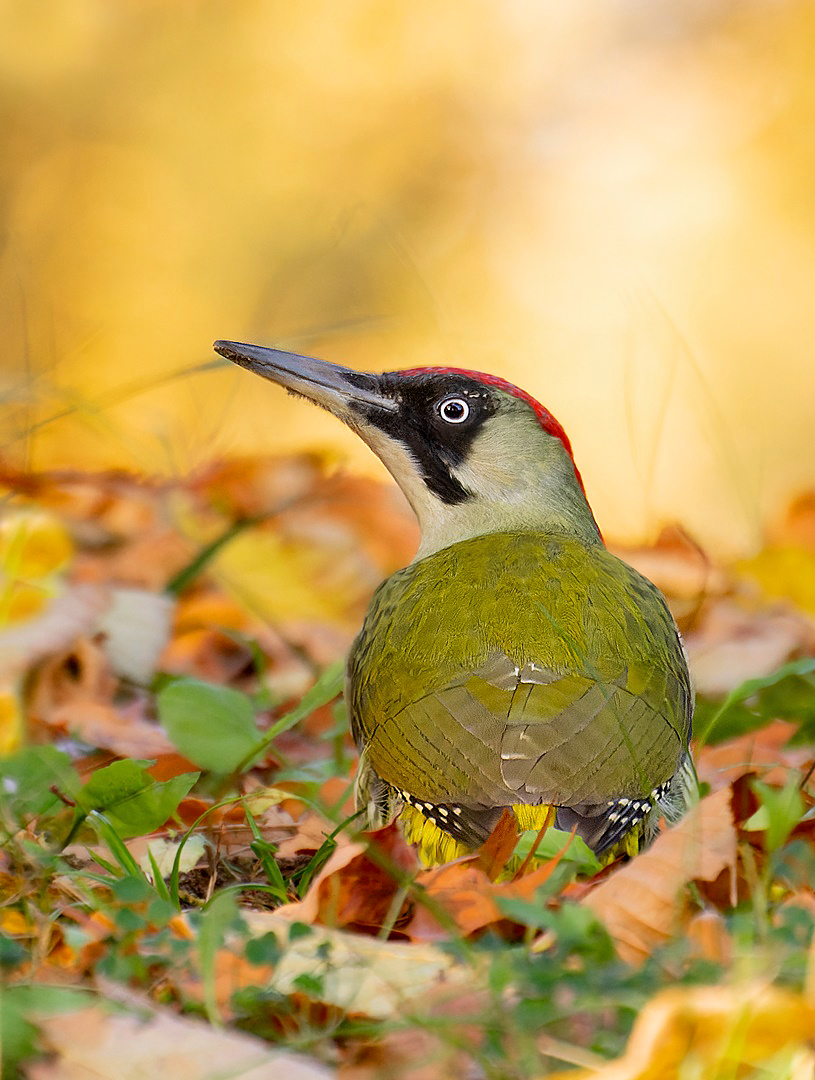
[276,823,418,932]
[408,840,568,941]
[582,786,737,966]
[475,806,519,881]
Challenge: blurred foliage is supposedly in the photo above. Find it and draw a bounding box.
[0,458,815,1077]
[3,0,815,551]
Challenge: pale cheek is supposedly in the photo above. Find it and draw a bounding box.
[360,428,435,509]
[451,460,517,502]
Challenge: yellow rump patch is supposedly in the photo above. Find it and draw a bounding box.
[400,803,556,868]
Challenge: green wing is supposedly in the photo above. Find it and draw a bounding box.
[349,531,692,841]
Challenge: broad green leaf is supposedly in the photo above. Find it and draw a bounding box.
[157,678,260,773]
[513,827,601,875]
[0,745,77,820]
[748,779,805,853]
[104,772,198,838]
[694,658,815,747]
[76,760,154,814]
[78,761,198,839]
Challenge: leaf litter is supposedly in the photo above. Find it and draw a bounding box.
[1,456,815,1078]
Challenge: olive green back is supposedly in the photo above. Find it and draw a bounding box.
[348,531,691,808]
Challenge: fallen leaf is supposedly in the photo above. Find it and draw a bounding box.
[582,787,737,966]
[29,638,176,758]
[27,1002,334,1079]
[474,806,519,880]
[0,584,109,677]
[684,598,815,697]
[129,835,207,880]
[611,525,728,627]
[243,911,468,1020]
[685,910,732,966]
[771,493,815,551]
[338,986,490,1080]
[737,544,815,617]
[407,861,502,941]
[275,823,418,932]
[276,810,345,859]
[201,457,418,663]
[548,983,815,1080]
[696,719,812,791]
[408,845,566,941]
[96,586,176,684]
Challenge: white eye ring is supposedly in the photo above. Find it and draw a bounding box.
[438,397,470,424]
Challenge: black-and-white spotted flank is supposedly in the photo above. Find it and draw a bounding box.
[399,777,675,856]
[397,789,476,844]
[598,780,673,852]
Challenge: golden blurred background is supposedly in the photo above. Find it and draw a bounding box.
[2,0,815,555]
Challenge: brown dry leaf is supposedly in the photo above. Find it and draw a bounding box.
[683,597,815,697]
[72,524,194,590]
[548,983,815,1080]
[203,457,417,663]
[191,454,328,520]
[206,803,301,861]
[275,809,345,859]
[406,861,500,941]
[42,690,174,761]
[274,842,369,925]
[771,493,815,551]
[172,943,277,1019]
[193,456,418,576]
[161,587,308,690]
[275,823,418,932]
[582,787,737,966]
[696,719,813,791]
[0,584,109,677]
[685,910,732,966]
[339,986,490,1080]
[27,1003,333,1080]
[408,842,568,941]
[28,637,175,758]
[0,468,165,540]
[474,806,519,880]
[279,814,568,941]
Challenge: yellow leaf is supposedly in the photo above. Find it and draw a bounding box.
[547,984,815,1080]
[0,511,73,581]
[737,545,815,616]
[0,678,23,755]
[215,528,359,627]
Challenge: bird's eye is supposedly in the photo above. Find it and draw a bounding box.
[438,397,470,424]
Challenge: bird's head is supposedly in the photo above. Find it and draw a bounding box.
[215,340,601,557]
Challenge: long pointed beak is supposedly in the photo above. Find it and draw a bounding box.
[214,340,396,416]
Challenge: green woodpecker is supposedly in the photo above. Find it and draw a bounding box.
[215,339,695,864]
